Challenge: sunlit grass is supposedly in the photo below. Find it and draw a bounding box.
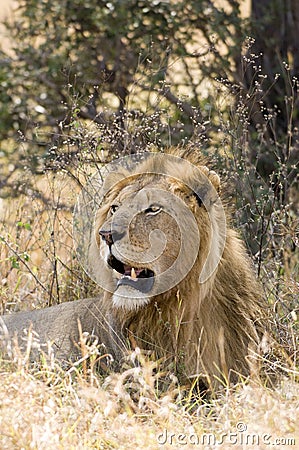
[0,346,298,449]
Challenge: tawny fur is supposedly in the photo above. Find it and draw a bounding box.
[0,148,265,389]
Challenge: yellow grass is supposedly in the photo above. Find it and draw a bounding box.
[0,358,298,449]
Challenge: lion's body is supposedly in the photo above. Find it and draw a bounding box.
[0,148,265,389]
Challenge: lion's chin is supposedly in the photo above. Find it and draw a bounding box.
[112,285,151,310]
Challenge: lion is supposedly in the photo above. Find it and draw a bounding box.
[0,148,265,391]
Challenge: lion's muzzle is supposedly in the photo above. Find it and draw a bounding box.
[107,252,155,293]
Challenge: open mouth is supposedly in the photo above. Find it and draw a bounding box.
[107,254,155,293]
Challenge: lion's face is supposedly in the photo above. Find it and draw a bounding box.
[97,180,183,307]
[92,160,223,310]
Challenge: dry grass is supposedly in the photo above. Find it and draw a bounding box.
[0,354,298,449]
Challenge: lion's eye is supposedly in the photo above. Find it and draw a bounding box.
[110,204,118,214]
[144,205,161,215]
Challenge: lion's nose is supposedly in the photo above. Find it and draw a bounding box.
[99,228,126,245]
[99,229,114,246]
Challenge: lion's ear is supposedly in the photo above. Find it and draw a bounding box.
[200,166,221,193]
[208,170,220,193]
[191,166,221,207]
[102,170,128,194]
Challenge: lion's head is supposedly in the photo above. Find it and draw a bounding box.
[90,152,225,310]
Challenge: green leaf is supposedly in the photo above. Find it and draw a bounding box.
[17,221,32,231]
[10,257,20,269]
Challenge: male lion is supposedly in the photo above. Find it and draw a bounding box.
[0,148,265,390]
